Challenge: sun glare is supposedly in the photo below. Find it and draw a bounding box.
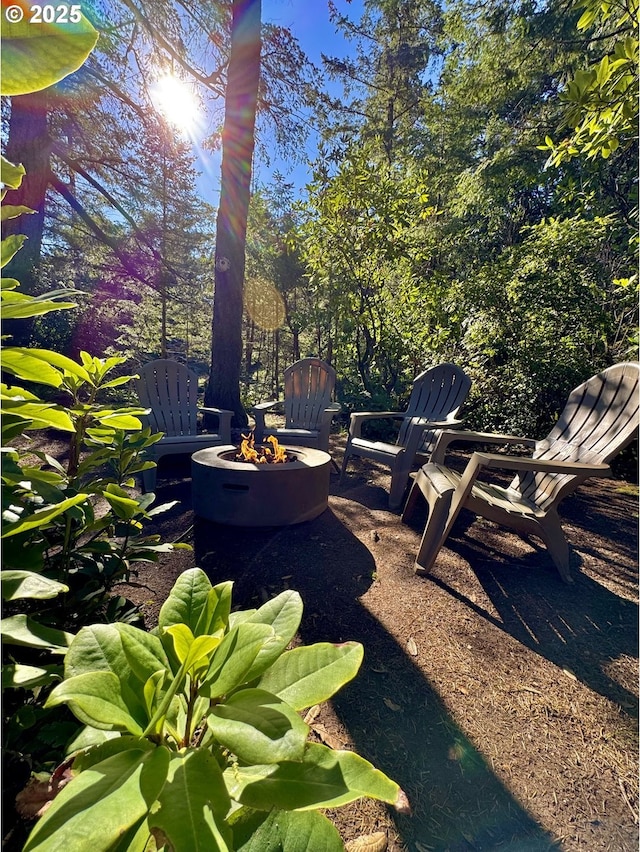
[152,75,200,135]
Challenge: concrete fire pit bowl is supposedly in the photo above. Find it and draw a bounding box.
[191,445,331,526]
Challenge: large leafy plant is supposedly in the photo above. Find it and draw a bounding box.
[1,11,183,838]
[24,569,407,851]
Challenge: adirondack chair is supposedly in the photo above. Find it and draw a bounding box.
[340,364,472,510]
[402,362,640,582]
[135,359,233,492]
[252,358,341,453]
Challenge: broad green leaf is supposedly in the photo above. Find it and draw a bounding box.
[241,590,303,681]
[22,747,169,852]
[0,614,73,652]
[207,688,308,764]
[46,671,144,734]
[0,397,74,431]
[64,624,149,725]
[1,569,68,600]
[1,493,89,537]
[1,349,63,387]
[1,156,25,189]
[65,726,121,757]
[159,568,214,635]
[232,808,344,852]
[21,347,91,380]
[1,234,26,268]
[226,742,401,811]
[1,292,77,319]
[256,642,364,710]
[102,490,141,519]
[164,623,196,666]
[117,623,170,684]
[94,412,143,430]
[1,205,34,222]
[72,735,155,772]
[194,581,233,637]
[2,662,61,690]
[200,623,275,699]
[148,749,232,852]
[164,625,222,673]
[2,11,99,97]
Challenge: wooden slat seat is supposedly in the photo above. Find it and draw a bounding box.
[402,362,639,582]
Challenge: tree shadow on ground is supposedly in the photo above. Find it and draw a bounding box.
[194,509,559,851]
[400,480,639,717]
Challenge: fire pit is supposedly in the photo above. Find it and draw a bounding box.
[191,437,331,526]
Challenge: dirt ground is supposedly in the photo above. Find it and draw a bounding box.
[117,433,639,852]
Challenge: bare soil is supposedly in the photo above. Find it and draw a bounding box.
[118,433,639,852]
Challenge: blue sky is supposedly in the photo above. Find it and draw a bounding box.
[195,0,365,199]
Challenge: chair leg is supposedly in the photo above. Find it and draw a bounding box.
[402,465,458,574]
[141,464,157,494]
[388,459,411,511]
[339,445,352,484]
[539,512,573,583]
[414,477,457,575]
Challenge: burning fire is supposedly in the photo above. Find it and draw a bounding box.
[235,432,289,464]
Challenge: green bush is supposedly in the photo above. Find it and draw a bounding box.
[24,569,407,851]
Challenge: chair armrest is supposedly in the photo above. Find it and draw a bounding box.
[252,399,283,439]
[472,452,612,478]
[430,429,536,464]
[253,400,282,414]
[348,410,402,439]
[198,407,233,442]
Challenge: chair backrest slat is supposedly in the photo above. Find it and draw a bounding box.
[135,359,200,436]
[514,363,639,509]
[283,358,336,431]
[399,364,471,447]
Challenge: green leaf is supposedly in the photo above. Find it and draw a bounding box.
[207,688,309,764]
[1,11,99,97]
[0,396,74,431]
[2,662,62,690]
[1,234,26,268]
[1,155,25,189]
[1,291,77,319]
[117,623,170,684]
[0,614,73,652]
[232,809,344,852]
[241,590,304,681]
[22,747,170,852]
[1,569,68,600]
[194,581,233,637]
[159,567,215,635]
[148,749,232,852]
[46,671,145,734]
[94,412,144,430]
[102,490,142,520]
[226,742,401,811]
[257,642,364,710]
[64,624,150,725]
[1,493,89,537]
[1,204,35,221]
[200,624,275,699]
[165,624,222,672]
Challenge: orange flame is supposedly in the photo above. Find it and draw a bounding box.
[237,432,288,464]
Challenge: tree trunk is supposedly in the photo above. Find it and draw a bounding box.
[205,0,261,428]
[3,92,51,346]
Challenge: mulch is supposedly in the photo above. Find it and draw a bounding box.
[118,433,639,852]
